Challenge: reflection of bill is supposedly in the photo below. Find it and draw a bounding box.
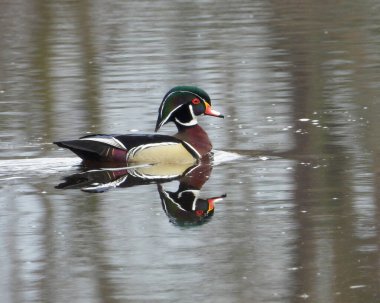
[56,160,226,226]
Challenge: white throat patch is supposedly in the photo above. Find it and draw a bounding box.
[175,105,198,127]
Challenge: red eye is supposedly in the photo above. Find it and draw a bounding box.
[192,98,201,105]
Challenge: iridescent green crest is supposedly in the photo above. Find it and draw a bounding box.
[155,86,211,131]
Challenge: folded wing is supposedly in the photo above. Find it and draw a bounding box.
[54,134,199,164]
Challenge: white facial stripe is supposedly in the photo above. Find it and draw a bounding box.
[174,104,197,126]
[174,118,198,126]
[160,91,177,118]
[158,103,184,129]
[189,104,195,118]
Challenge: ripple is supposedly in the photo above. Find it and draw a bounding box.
[0,157,81,179]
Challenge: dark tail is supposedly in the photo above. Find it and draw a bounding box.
[54,140,110,161]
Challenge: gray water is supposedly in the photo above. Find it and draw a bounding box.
[1,0,380,302]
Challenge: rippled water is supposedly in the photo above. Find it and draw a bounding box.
[1,0,380,302]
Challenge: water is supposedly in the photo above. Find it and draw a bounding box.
[1,0,380,302]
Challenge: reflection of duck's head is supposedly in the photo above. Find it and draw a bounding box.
[158,183,226,226]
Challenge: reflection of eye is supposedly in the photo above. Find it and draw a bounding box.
[195,210,204,216]
[192,98,201,105]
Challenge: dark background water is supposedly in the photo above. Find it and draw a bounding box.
[1,0,380,302]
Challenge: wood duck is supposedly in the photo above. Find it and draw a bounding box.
[54,86,223,164]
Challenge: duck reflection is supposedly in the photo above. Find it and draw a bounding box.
[56,160,226,225]
[157,164,226,225]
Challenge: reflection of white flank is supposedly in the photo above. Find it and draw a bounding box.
[127,162,193,179]
[128,168,178,180]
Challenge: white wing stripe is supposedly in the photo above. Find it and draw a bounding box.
[81,137,126,149]
[181,141,201,159]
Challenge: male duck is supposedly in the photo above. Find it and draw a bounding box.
[54,86,224,164]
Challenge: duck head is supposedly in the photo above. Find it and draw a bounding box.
[155,86,224,132]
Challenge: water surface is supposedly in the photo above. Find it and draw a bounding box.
[1,0,380,302]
